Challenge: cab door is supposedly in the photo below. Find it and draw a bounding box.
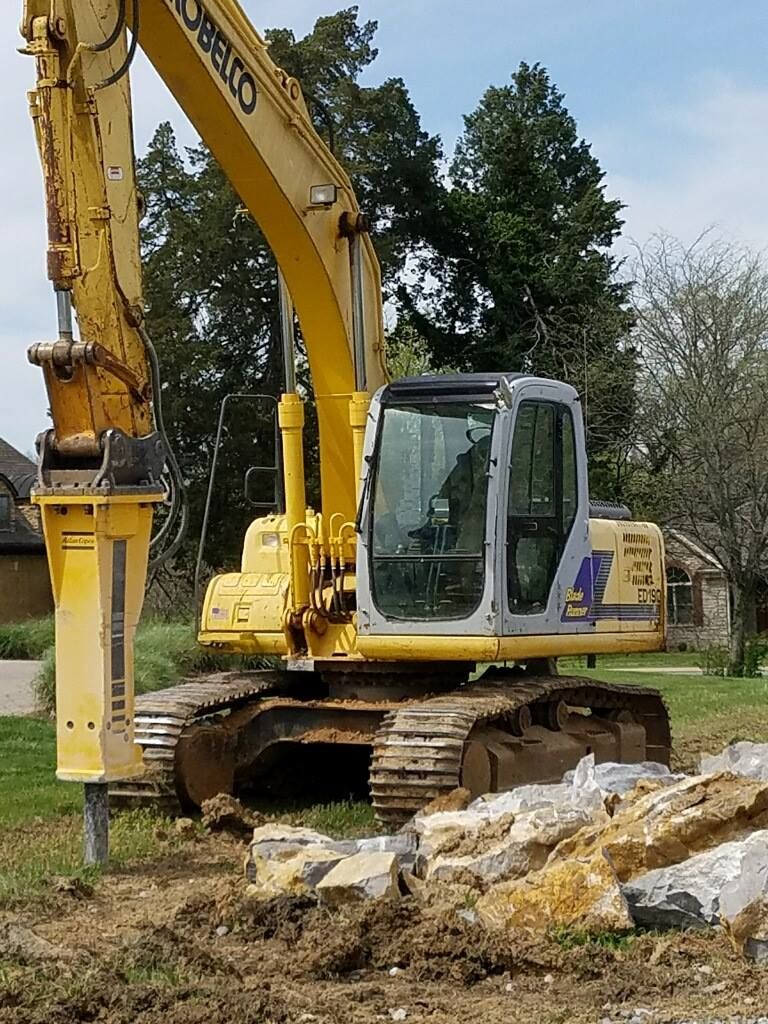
[501,383,591,637]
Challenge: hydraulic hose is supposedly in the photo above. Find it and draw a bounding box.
[95,0,139,91]
[91,0,127,52]
[139,324,189,569]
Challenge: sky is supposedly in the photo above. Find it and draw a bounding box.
[2,0,767,454]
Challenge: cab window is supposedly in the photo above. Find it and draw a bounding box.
[507,402,578,613]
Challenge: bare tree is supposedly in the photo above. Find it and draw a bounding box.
[632,232,768,671]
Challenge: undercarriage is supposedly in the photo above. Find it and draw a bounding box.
[110,666,671,827]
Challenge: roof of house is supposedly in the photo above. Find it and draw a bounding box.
[665,528,725,574]
[0,438,37,499]
[0,473,44,553]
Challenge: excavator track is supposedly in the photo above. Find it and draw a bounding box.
[370,675,671,827]
[112,670,670,827]
[109,671,289,811]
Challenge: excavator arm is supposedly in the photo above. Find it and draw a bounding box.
[19,0,388,784]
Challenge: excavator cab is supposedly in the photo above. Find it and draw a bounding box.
[356,372,664,659]
[357,374,582,641]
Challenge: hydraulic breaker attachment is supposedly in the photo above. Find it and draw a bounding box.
[36,492,162,783]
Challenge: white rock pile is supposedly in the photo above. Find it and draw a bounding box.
[243,743,768,960]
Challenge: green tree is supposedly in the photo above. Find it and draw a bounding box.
[404,62,634,489]
[266,10,442,291]
[138,8,442,571]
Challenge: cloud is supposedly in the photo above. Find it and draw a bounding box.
[0,33,52,452]
[604,78,768,254]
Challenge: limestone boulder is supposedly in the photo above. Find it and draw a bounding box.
[316,851,399,906]
[472,782,579,818]
[701,741,768,782]
[720,840,768,960]
[245,844,349,897]
[245,824,418,896]
[415,754,611,862]
[471,753,659,820]
[472,754,605,819]
[412,806,494,861]
[550,772,768,882]
[421,805,596,886]
[563,759,680,797]
[245,823,354,894]
[356,833,418,871]
[624,830,768,929]
[476,849,632,933]
[247,823,351,863]
[722,897,768,962]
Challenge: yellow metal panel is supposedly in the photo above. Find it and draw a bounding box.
[201,570,289,637]
[357,631,664,663]
[617,522,665,634]
[587,518,665,638]
[198,631,289,656]
[305,619,359,659]
[496,632,663,659]
[357,635,501,662]
[240,514,290,575]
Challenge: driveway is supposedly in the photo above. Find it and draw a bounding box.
[0,660,41,715]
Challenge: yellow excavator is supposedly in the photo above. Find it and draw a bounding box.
[20,0,670,827]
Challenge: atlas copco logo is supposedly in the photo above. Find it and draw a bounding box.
[171,0,257,116]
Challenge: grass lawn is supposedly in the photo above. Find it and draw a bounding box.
[560,650,702,670]
[0,718,178,904]
[587,669,768,726]
[584,666,768,770]
[0,714,373,906]
[0,717,81,825]
[3,647,768,903]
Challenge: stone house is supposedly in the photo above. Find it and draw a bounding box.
[663,528,730,651]
[0,438,53,622]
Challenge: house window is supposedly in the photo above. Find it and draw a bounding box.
[667,566,693,625]
[0,494,11,531]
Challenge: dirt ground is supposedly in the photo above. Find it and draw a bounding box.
[2,828,768,1024]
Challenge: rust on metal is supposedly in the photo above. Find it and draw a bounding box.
[28,340,151,403]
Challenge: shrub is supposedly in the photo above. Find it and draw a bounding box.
[0,617,54,660]
[743,633,768,679]
[697,644,729,677]
[33,621,272,715]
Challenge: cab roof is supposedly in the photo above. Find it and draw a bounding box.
[383,372,527,402]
